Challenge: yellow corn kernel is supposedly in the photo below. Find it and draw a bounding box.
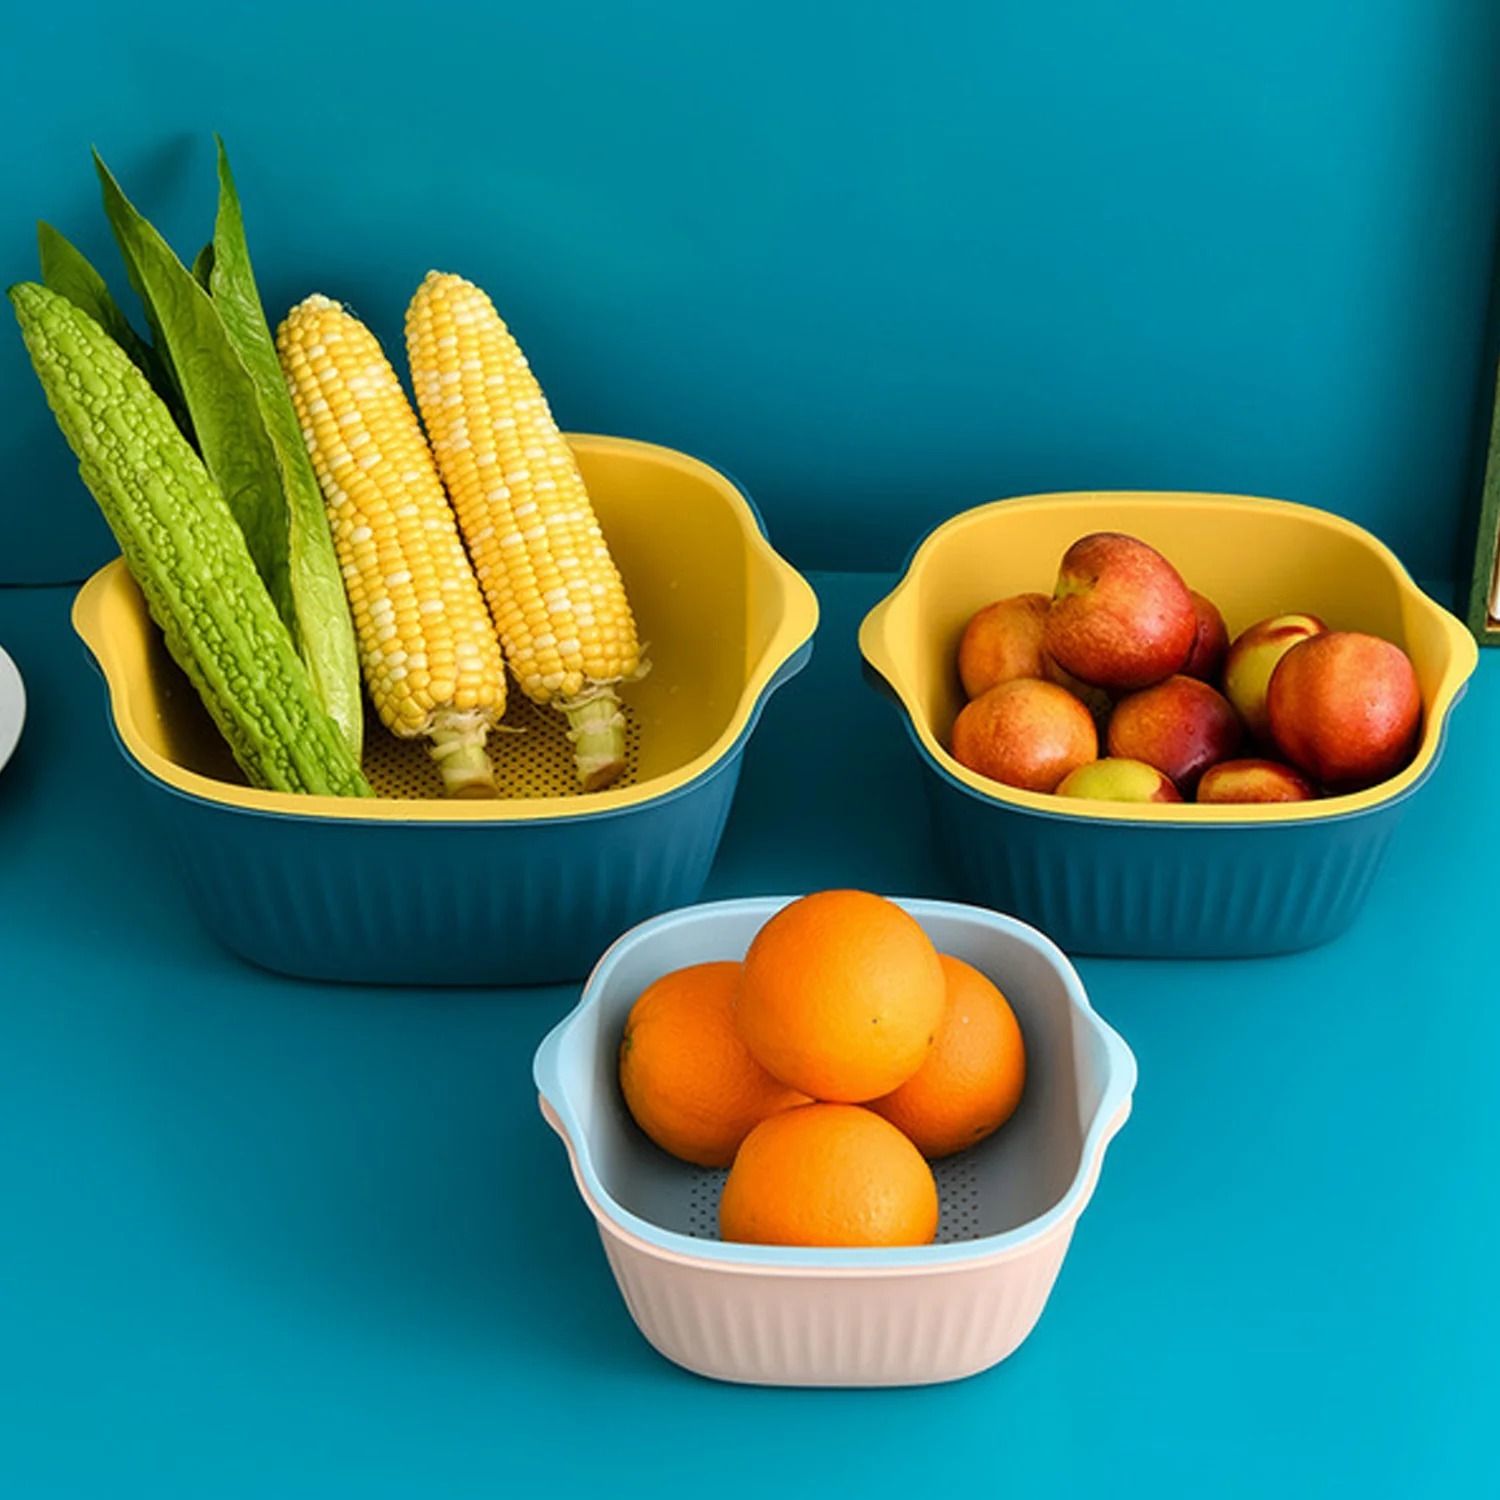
[277,293,507,798]
[406,270,644,790]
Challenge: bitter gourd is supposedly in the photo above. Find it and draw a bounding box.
[10,281,372,798]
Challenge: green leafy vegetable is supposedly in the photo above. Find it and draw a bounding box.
[191,242,215,291]
[206,138,362,754]
[37,221,179,415]
[94,150,298,653]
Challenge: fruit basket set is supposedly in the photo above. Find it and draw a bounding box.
[860,491,1477,958]
[24,138,1480,1398]
[75,437,818,983]
[40,143,1475,975]
[534,896,1136,1387]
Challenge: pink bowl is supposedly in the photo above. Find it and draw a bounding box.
[534,896,1137,1387]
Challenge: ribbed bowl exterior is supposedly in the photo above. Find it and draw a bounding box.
[75,438,820,986]
[536,897,1136,1386]
[859,491,1477,960]
[129,739,754,986]
[598,1221,1075,1387]
[922,762,1407,958]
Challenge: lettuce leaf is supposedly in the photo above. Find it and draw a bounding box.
[95,149,297,643]
[38,220,182,421]
[191,242,215,291]
[207,139,362,754]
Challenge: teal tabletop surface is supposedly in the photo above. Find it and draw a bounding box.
[1,573,1496,1497]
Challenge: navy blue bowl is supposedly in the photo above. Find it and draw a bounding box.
[859,491,1478,959]
[111,647,809,985]
[74,436,818,985]
[904,690,1459,958]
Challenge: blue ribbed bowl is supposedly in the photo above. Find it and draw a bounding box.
[74,436,818,985]
[113,655,807,985]
[910,702,1456,958]
[859,491,1478,959]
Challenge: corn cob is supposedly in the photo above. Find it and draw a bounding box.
[277,295,507,798]
[406,271,645,791]
[9,281,371,798]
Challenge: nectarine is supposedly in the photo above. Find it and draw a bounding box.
[957,594,1050,699]
[1223,614,1325,741]
[1056,758,1182,803]
[1182,591,1229,682]
[1045,532,1196,691]
[1108,675,1241,792]
[951,679,1098,793]
[1267,631,1420,789]
[1196,758,1316,804]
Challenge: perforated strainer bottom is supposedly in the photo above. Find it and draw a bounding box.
[681,1153,986,1244]
[361,693,642,800]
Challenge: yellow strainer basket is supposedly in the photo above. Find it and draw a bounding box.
[73,436,819,984]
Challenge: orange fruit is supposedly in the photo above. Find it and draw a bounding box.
[736,890,946,1102]
[619,961,809,1167]
[870,954,1026,1158]
[718,1103,939,1247]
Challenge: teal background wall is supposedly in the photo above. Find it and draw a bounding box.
[3,0,1498,582]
